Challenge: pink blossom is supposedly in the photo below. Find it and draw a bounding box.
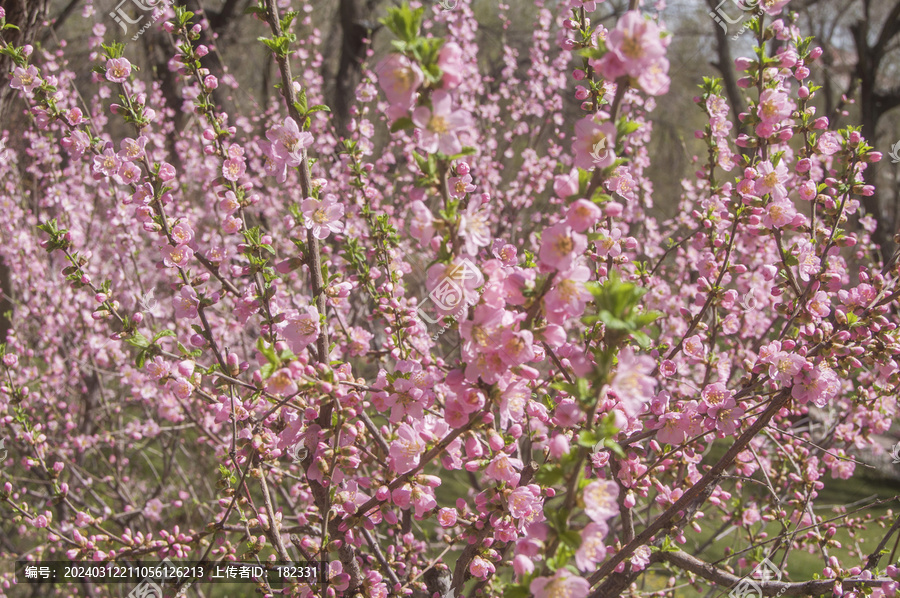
[554,168,579,198]
[756,88,794,137]
[10,65,41,93]
[347,326,373,357]
[799,179,817,201]
[539,224,587,271]
[114,161,141,186]
[280,306,321,353]
[631,545,652,571]
[792,365,839,407]
[766,351,806,384]
[763,199,797,229]
[219,191,240,214]
[171,222,194,246]
[93,148,121,177]
[498,329,535,367]
[437,508,457,527]
[384,378,426,422]
[459,196,492,256]
[609,347,657,417]
[575,522,609,572]
[595,227,623,259]
[301,195,344,240]
[530,568,590,598]
[143,498,164,522]
[105,58,132,83]
[583,479,618,523]
[796,240,821,281]
[683,335,707,361]
[437,42,464,89]
[118,136,147,161]
[808,291,831,318]
[656,412,687,444]
[266,117,313,167]
[168,377,193,400]
[222,157,246,182]
[157,162,177,181]
[61,130,91,158]
[470,556,495,579]
[711,404,744,436]
[412,90,472,155]
[222,215,242,234]
[389,424,425,474]
[507,486,542,521]
[602,11,668,77]
[755,160,789,201]
[145,356,170,380]
[449,173,476,198]
[544,264,593,325]
[817,131,843,156]
[700,383,734,414]
[376,54,424,115]
[409,200,435,242]
[162,244,193,268]
[265,368,298,396]
[606,166,638,201]
[173,286,199,319]
[573,116,617,170]
[566,199,602,232]
[484,453,524,485]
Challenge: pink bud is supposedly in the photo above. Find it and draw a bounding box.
[734,57,753,71]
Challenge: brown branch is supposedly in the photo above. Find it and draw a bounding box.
[587,388,793,594]
[655,549,892,596]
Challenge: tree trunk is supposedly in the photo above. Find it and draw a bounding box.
[0,0,50,342]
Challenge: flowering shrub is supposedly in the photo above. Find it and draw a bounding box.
[0,1,899,597]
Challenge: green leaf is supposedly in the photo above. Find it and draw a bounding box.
[296,88,308,114]
[533,464,563,486]
[502,585,530,598]
[446,146,477,160]
[559,529,582,550]
[280,10,299,31]
[256,337,279,365]
[152,330,176,343]
[125,333,150,349]
[390,117,415,133]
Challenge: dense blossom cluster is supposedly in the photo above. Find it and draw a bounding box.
[0,1,899,597]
